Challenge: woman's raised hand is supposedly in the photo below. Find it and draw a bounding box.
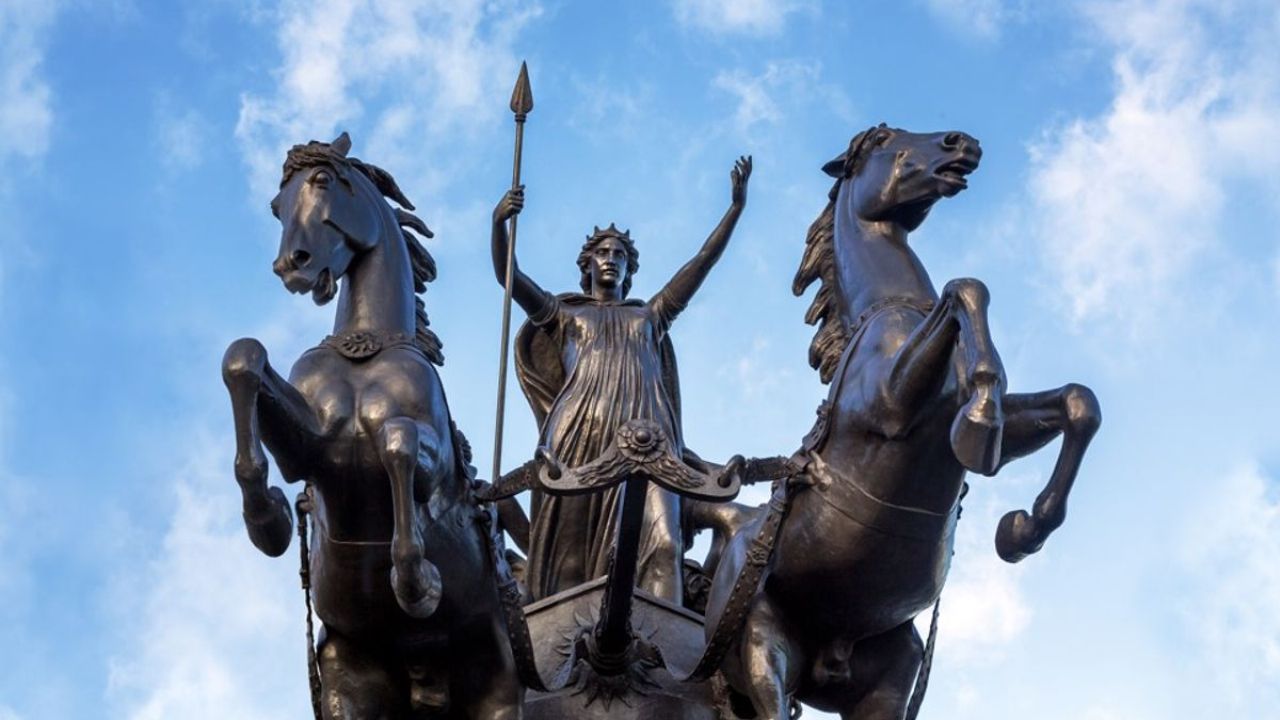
[731,156,752,208]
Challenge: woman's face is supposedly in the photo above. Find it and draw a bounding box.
[589,237,629,293]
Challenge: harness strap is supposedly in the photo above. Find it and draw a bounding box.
[674,474,802,682]
[805,454,959,541]
[471,481,550,692]
[296,487,323,720]
[473,459,540,501]
[905,596,941,720]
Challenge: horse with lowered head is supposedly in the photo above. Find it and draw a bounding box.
[222,133,520,719]
[703,125,1100,720]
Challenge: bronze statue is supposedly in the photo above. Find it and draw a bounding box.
[700,125,1102,720]
[218,61,1102,720]
[221,133,521,719]
[490,156,753,604]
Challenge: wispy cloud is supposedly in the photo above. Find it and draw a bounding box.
[1177,462,1280,713]
[153,98,211,173]
[713,60,852,138]
[1027,0,1280,331]
[106,429,309,719]
[926,475,1032,663]
[922,0,1018,40]
[0,0,59,166]
[235,0,542,199]
[671,0,812,36]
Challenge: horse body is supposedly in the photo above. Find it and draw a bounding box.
[706,126,1100,720]
[223,134,520,719]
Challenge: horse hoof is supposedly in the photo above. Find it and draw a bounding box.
[243,486,293,557]
[995,509,1042,563]
[391,560,443,618]
[950,392,1003,476]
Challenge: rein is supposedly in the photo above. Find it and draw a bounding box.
[296,487,323,720]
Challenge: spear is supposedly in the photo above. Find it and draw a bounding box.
[492,61,533,488]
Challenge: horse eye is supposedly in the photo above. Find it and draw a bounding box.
[310,170,333,186]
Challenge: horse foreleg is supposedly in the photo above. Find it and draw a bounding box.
[223,338,295,557]
[882,279,1006,475]
[993,385,1101,562]
[378,417,444,618]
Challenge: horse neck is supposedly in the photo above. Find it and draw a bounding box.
[811,182,965,515]
[333,207,415,337]
[831,183,938,324]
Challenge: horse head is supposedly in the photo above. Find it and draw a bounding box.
[270,132,431,305]
[824,124,981,232]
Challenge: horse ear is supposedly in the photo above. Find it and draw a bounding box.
[822,153,847,178]
[332,132,352,157]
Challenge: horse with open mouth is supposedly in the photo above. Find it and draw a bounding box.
[702,125,1101,720]
[222,133,520,719]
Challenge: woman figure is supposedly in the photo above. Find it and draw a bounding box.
[492,156,751,604]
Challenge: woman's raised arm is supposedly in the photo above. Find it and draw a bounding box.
[651,156,752,327]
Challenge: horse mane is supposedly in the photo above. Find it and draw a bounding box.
[792,125,883,384]
[348,159,444,366]
[792,188,845,383]
[282,139,444,366]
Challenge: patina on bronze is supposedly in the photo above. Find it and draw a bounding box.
[698,125,1102,720]
[222,133,521,719]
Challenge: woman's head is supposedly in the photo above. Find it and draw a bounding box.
[578,224,639,297]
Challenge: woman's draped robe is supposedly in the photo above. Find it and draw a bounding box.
[514,292,688,603]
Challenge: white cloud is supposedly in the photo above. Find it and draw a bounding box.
[0,0,59,165]
[672,0,812,36]
[713,60,851,138]
[923,0,1015,40]
[1177,462,1280,713]
[1027,0,1280,329]
[236,0,542,199]
[924,476,1032,663]
[106,429,309,719]
[154,101,211,173]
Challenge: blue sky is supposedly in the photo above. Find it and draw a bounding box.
[1,1,1278,718]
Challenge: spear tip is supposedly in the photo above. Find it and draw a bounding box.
[510,61,533,116]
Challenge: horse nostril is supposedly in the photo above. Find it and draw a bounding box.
[942,132,962,149]
[291,250,312,268]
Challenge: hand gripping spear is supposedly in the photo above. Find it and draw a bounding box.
[492,62,533,488]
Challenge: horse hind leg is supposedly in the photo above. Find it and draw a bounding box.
[222,337,293,557]
[942,278,1006,476]
[317,629,407,719]
[736,596,801,720]
[832,621,922,720]
[993,384,1101,562]
[378,417,443,618]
